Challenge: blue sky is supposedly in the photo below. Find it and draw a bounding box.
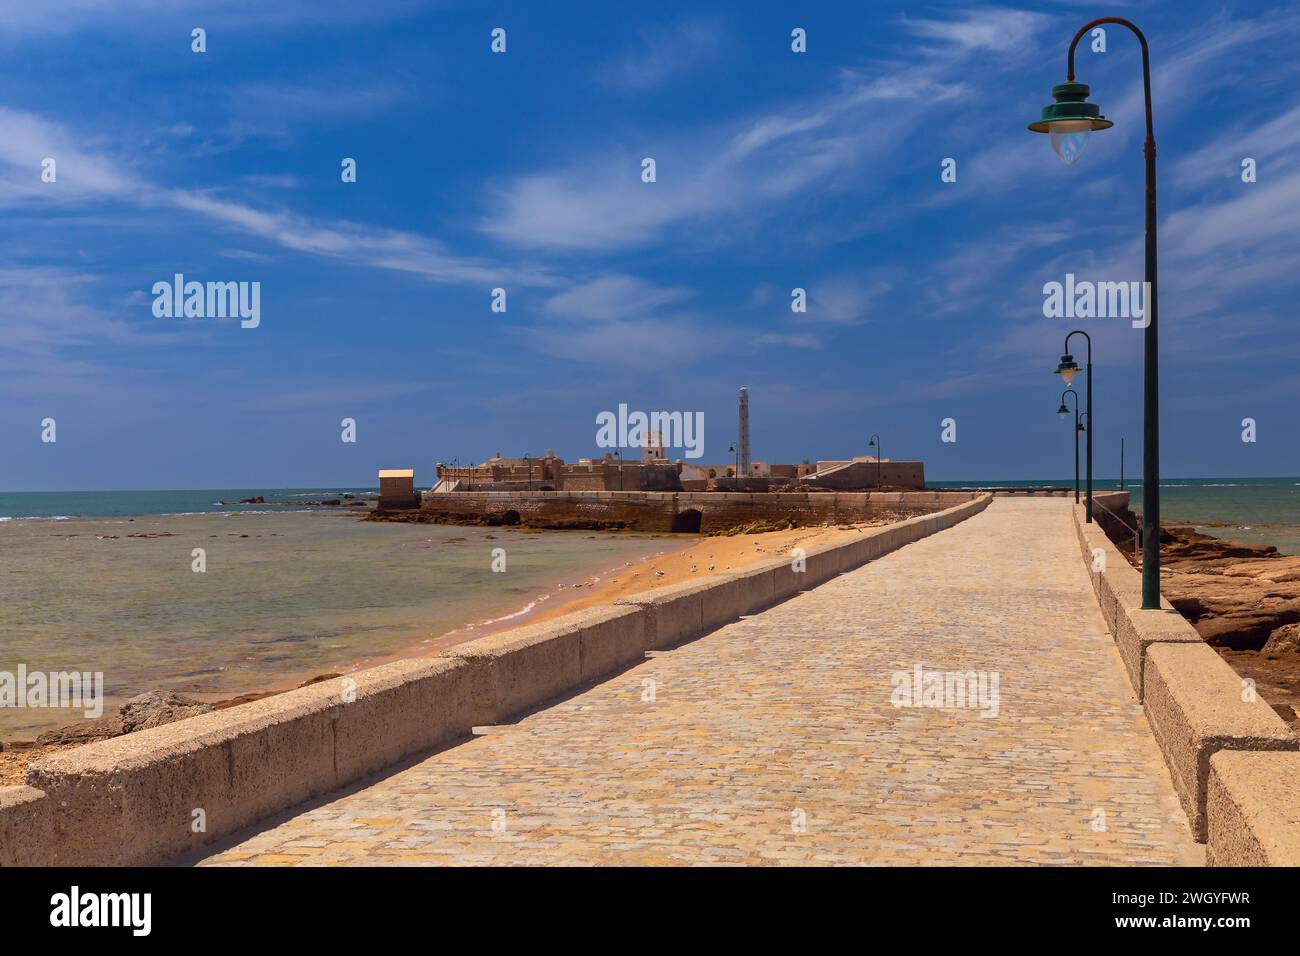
[1,0,1297,490]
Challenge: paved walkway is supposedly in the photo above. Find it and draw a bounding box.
[197,498,1201,866]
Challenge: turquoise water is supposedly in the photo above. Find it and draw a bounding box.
[0,507,678,741]
[0,488,376,519]
[932,477,1300,555]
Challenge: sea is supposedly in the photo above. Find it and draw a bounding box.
[0,489,679,740]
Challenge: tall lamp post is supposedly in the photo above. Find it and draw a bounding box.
[524,454,532,492]
[728,443,738,480]
[1054,330,1092,522]
[1028,15,1160,608]
[613,449,623,491]
[1056,388,1081,503]
[867,434,882,490]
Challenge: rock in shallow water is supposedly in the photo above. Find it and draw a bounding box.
[119,691,212,733]
[35,714,125,746]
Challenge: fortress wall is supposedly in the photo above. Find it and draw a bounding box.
[415,489,981,533]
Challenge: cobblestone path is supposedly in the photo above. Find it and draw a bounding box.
[197,498,1201,866]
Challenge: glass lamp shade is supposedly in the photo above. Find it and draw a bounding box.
[1049,120,1094,164]
[1028,83,1113,164]
[1055,354,1081,387]
[1057,404,1070,418]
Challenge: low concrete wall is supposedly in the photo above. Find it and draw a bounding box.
[1072,495,1193,700]
[0,786,51,867]
[1070,501,1299,848]
[16,658,482,866]
[1,494,991,866]
[1143,642,1297,840]
[1206,751,1300,865]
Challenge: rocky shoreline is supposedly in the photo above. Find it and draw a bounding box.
[366,508,634,531]
[1097,504,1300,727]
[219,493,371,508]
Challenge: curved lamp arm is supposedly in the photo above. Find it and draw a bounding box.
[1068,17,1155,150]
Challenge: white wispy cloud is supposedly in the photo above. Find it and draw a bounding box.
[0,105,555,290]
[0,107,135,201]
[542,275,693,321]
[521,314,728,370]
[164,189,541,287]
[1170,101,1300,191]
[900,6,1052,56]
[803,274,893,326]
[597,17,722,91]
[481,43,984,253]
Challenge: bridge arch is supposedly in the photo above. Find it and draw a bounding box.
[671,508,703,533]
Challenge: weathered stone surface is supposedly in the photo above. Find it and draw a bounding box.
[0,786,52,866]
[1262,622,1300,658]
[119,691,212,733]
[1141,642,1299,841]
[1207,751,1300,866]
[34,714,125,746]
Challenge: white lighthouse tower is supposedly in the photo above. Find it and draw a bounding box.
[738,387,751,476]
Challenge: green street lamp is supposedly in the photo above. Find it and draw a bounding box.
[1055,353,1081,387]
[1030,15,1162,609]
[613,449,623,491]
[1054,330,1092,522]
[867,434,882,490]
[524,454,532,492]
[1058,388,1081,503]
[1027,82,1113,164]
[728,442,738,480]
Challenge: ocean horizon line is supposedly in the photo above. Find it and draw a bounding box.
[2,475,1298,496]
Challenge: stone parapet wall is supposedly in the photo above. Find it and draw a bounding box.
[1071,497,1300,853]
